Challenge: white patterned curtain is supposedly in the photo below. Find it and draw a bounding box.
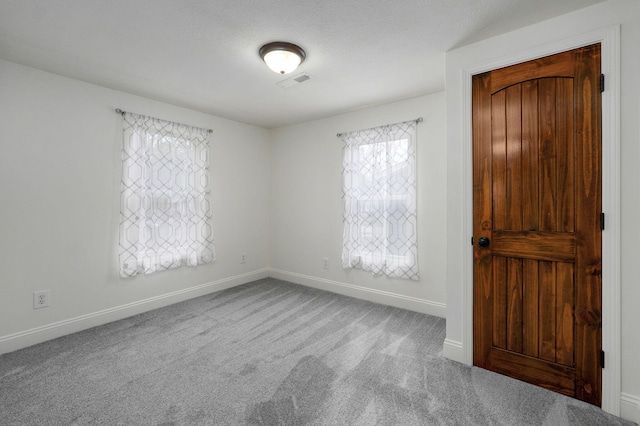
[119,112,215,277]
[341,120,419,280]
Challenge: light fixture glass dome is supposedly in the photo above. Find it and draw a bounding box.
[259,42,306,75]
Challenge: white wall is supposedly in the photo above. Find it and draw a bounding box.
[269,93,447,317]
[0,59,271,353]
[445,0,640,421]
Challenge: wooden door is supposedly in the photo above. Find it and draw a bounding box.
[472,44,602,406]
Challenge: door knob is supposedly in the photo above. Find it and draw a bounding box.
[478,237,490,247]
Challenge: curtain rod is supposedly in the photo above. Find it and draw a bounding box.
[115,108,213,133]
[336,117,423,138]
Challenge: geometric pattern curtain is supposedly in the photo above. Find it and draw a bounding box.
[341,120,419,280]
[118,112,215,277]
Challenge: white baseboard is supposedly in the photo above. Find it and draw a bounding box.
[268,268,446,318]
[621,392,640,423]
[3,268,636,424]
[0,269,269,355]
[442,338,465,364]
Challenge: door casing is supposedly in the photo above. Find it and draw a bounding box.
[454,26,620,416]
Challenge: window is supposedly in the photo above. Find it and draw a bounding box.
[118,112,215,277]
[341,120,419,280]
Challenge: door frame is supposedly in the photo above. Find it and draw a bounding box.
[459,26,620,415]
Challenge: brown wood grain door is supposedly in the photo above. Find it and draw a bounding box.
[472,44,602,406]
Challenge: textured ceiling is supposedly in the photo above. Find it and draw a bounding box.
[0,0,604,128]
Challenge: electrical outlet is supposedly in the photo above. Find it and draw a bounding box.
[323,257,329,269]
[33,290,50,309]
[240,252,246,264]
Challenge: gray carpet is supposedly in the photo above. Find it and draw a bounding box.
[0,278,634,425]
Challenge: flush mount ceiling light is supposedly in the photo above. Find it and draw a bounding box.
[259,42,306,75]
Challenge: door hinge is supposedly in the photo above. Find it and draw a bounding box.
[600,212,605,230]
[601,350,605,369]
[471,236,474,246]
[600,74,605,92]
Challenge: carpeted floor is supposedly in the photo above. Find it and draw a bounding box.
[0,278,634,425]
